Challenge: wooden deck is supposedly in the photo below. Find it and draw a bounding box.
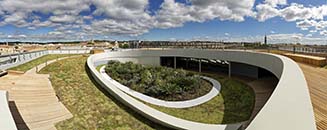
[298,63,327,130]
[0,68,72,130]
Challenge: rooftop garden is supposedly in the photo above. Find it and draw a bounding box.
[105,61,211,101]
[146,74,255,124]
[103,61,255,124]
[37,56,255,129]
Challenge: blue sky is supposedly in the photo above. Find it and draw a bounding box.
[0,0,326,44]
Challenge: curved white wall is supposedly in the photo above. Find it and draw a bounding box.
[100,66,221,108]
[87,49,316,130]
[0,91,17,130]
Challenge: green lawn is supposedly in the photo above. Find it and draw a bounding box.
[39,56,164,130]
[143,73,255,124]
[99,64,255,124]
[9,54,75,72]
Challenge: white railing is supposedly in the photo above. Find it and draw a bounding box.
[0,49,90,70]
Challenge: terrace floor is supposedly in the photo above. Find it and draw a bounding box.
[236,77,276,129]
[298,63,327,130]
[0,65,72,130]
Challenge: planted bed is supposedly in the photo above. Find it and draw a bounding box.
[105,61,212,101]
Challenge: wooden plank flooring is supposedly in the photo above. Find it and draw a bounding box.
[0,70,72,130]
[298,63,327,130]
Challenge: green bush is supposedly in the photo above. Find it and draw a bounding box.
[105,61,211,101]
[119,43,129,48]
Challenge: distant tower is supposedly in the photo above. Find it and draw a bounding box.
[264,35,267,45]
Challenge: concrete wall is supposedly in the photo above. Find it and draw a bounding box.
[231,62,259,78]
[0,91,17,130]
[109,57,160,66]
[93,56,160,68]
[48,49,90,54]
[87,49,316,130]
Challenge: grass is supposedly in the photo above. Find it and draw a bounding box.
[143,73,255,124]
[98,64,255,124]
[38,56,255,129]
[9,54,75,72]
[39,56,165,130]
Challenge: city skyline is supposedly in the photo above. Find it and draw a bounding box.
[0,0,327,44]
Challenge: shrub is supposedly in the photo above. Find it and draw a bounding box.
[105,61,211,101]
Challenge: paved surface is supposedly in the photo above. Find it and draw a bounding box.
[243,77,276,128]
[100,66,221,108]
[0,57,73,130]
[299,63,327,130]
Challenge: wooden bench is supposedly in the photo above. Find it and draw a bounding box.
[283,53,326,67]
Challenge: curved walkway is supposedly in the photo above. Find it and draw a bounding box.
[0,56,75,130]
[100,66,221,108]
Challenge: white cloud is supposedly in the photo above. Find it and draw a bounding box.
[256,2,327,22]
[320,30,327,36]
[296,19,316,30]
[264,0,287,7]
[155,0,256,28]
[86,19,151,36]
[49,15,78,23]
[280,3,313,22]
[255,1,327,36]
[255,0,287,21]
[256,4,280,21]
[93,0,151,20]
[269,33,302,41]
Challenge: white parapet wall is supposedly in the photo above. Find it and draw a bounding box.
[0,51,48,70]
[87,49,316,130]
[0,91,17,130]
[0,49,90,70]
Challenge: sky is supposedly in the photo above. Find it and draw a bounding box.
[0,0,327,44]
